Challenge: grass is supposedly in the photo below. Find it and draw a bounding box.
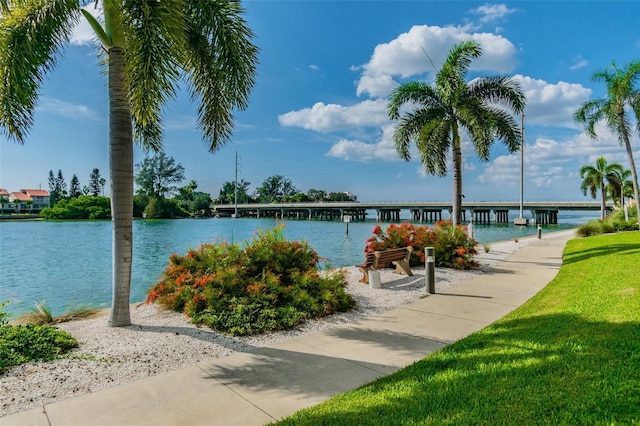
[275,232,640,425]
[13,302,102,325]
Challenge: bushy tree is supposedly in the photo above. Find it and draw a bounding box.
[255,175,297,203]
[307,189,327,202]
[327,192,351,202]
[135,152,185,199]
[40,195,111,219]
[175,180,212,216]
[218,179,252,204]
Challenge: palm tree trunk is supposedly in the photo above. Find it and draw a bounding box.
[108,46,133,327]
[451,124,463,226]
[621,131,640,229]
[600,183,606,220]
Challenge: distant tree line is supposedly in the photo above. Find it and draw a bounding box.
[41,168,110,219]
[217,175,354,204]
[47,168,107,206]
[37,154,357,220]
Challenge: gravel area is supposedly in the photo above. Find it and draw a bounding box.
[1,238,531,417]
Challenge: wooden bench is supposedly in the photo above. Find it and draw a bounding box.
[357,246,414,284]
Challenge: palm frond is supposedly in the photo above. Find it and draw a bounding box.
[468,75,526,114]
[121,0,186,151]
[574,99,609,139]
[387,81,440,119]
[416,119,450,176]
[440,40,481,80]
[0,0,81,142]
[393,106,447,161]
[182,0,258,152]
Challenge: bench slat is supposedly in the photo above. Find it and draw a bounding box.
[358,246,414,284]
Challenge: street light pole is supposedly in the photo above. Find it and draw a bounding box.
[514,113,528,226]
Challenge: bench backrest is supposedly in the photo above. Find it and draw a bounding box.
[363,246,413,268]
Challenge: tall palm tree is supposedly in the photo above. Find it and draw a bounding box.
[388,40,526,226]
[606,167,632,207]
[0,0,258,326]
[580,157,624,220]
[0,196,8,215]
[575,60,640,229]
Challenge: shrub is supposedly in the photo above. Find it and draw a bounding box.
[364,221,478,270]
[40,195,111,220]
[15,302,101,325]
[146,225,354,336]
[0,302,78,372]
[577,206,638,236]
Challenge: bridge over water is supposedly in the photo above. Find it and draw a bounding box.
[212,201,608,225]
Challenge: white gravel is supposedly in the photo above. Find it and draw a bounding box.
[1,238,531,417]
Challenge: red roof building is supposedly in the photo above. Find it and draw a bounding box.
[5,189,50,212]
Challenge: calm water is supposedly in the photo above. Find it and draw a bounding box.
[0,212,595,316]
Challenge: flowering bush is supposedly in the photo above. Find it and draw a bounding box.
[364,221,478,269]
[147,225,354,336]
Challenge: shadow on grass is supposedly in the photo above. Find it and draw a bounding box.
[271,313,640,425]
[562,242,640,266]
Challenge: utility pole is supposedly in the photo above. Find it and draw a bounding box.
[514,113,528,226]
[234,151,239,218]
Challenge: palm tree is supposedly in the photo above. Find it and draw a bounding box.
[580,157,624,220]
[388,40,526,226]
[574,60,640,229]
[0,196,8,215]
[606,167,632,207]
[0,1,258,326]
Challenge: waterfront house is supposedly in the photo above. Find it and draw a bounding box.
[22,189,50,210]
[6,189,50,212]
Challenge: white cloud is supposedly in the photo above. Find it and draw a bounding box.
[326,124,399,162]
[309,64,320,71]
[570,58,588,70]
[69,4,102,46]
[477,123,640,190]
[469,3,517,24]
[278,99,388,132]
[514,75,592,127]
[355,24,519,98]
[36,97,103,123]
[165,116,197,131]
[355,74,397,98]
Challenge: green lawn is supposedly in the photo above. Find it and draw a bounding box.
[275,232,640,425]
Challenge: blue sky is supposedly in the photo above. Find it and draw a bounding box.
[1,1,639,202]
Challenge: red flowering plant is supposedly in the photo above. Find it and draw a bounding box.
[364,221,478,269]
[146,224,354,336]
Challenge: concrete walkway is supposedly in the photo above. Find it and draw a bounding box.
[3,230,575,426]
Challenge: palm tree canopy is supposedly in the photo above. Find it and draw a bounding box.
[0,0,258,327]
[574,60,640,229]
[0,0,259,152]
[574,61,640,145]
[387,40,525,226]
[579,156,624,199]
[387,40,525,176]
